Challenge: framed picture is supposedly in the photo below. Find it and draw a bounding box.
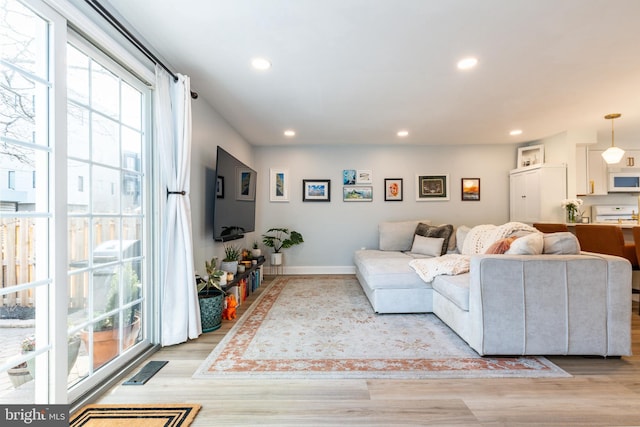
[461,178,480,201]
[236,167,256,201]
[416,174,449,201]
[343,185,373,202]
[269,168,289,202]
[517,144,544,169]
[216,176,224,198]
[343,169,356,185]
[356,170,373,184]
[303,179,331,202]
[384,178,403,201]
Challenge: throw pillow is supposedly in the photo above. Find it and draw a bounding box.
[543,232,581,254]
[505,232,544,255]
[410,235,446,257]
[379,219,432,251]
[484,236,518,254]
[414,223,454,256]
[455,225,471,254]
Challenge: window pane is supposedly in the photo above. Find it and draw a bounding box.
[92,166,120,214]
[0,0,48,79]
[0,217,35,286]
[68,160,89,212]
[122,172,141,213]
[68,103,90,160]
[68,272,89,327]
[121,82,141,129]
[67,45,89,104]
[93,218,120,253]
[91,62,118,119]
[122,217,141,242]
[92,114,119,167]
[0,64,37,144]
[68,217,89,269]
[122,127,141,172]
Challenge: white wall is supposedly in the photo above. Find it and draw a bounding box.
[190,100,257,275]
[253,144,514,273]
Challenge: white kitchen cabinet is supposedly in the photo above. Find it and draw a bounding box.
[576,145,588,196]
[587,150,608,195]
[510,164,567,223]
[620,150,640,169]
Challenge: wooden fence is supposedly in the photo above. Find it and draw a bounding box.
[1,217,129,308]
[1,217,34,306]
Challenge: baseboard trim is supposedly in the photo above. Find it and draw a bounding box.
[264,266,356,275]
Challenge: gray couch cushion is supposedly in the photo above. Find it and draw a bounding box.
[432,273,471,311]
[379,219,432,251]
[354,249,428,290]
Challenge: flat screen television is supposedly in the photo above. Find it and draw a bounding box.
[212,147,257,241]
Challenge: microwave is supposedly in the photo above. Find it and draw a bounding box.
[608,172,640,192]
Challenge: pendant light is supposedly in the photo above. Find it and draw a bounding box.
[601,113,625,164]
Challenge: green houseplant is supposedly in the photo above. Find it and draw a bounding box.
[262,227,304,266]
[220,244,241,273]
[197,257,226,332]
[251,240,262,258]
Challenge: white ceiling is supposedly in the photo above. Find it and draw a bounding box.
[103,0,640,147]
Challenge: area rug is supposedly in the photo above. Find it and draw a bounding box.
[69,404,201,427]
[194,276,570,379]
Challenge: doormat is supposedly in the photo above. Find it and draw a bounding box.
[194,276,570,379]
[69,403,201,427]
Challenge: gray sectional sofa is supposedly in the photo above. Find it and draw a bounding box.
[353,219,632,356]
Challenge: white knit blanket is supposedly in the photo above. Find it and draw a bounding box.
[461,222,538,255]
[409,254,471,284]
[409,222,538,284]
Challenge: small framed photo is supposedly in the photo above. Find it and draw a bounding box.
[236,167,256,201]
[356,170,373,184]
[216,176,224,198]
[384,178,403,201]
[416,174,449,201]
[303,179,331,202]
[461,178,480,201]
[343,185,373,201]
[517,144,544,169]
[269,168,289,202]
[343,169,356,185]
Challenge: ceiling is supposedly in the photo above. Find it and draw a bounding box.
[103,0,640,147]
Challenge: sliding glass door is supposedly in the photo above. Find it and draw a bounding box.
[0,0,153,404]
[66,37,151,401]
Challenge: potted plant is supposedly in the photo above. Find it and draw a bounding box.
[220,244,241,273]
[81,264,142,369]
[20,332,82,379]
[262,227,304,266]
[197,257,227,332]
[251,241,262,258]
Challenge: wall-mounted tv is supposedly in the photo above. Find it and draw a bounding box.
[212,147,257,241]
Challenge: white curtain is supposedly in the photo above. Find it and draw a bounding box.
[155,65,201,346]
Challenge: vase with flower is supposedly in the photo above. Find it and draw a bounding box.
[561,198,583,223]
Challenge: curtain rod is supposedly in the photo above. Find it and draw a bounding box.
[84,0,198,99]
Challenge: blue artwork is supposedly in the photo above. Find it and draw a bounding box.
[343,169,356,185]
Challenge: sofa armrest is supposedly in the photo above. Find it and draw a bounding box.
[466,253,631,356]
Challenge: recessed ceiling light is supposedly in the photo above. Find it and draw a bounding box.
[397,130,409,137]
[251,57,271,70]
[457,57,478,70]
[284,129,296,137]
[510,129,523,136]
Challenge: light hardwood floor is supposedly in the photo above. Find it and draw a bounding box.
[92,275,640,426]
